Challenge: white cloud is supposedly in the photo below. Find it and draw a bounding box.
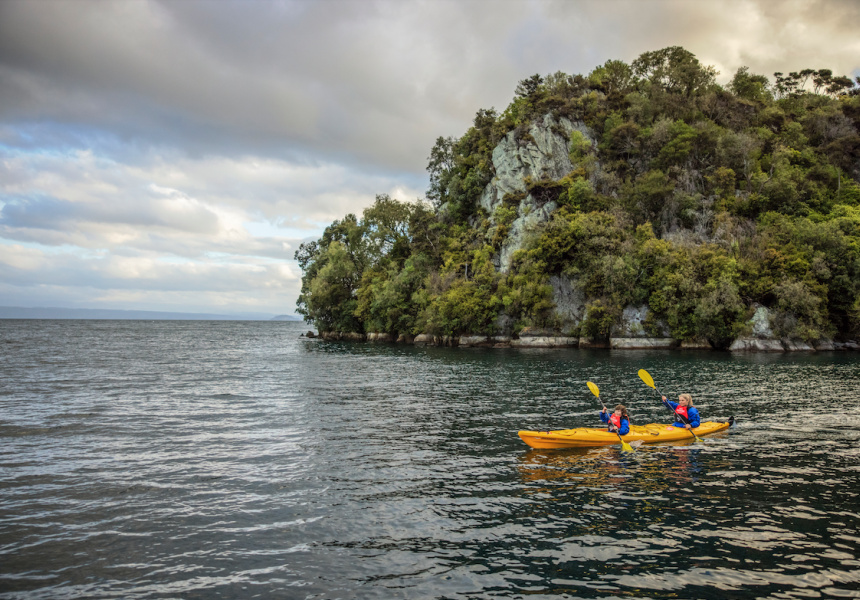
[0,136,419,314]
[0,0,858,315]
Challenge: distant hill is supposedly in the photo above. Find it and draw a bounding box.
[0,306,288,321]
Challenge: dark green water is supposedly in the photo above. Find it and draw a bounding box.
[1,320,859,599]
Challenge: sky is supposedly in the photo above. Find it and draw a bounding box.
[1,0,859,318]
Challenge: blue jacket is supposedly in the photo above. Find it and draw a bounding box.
[663,400,700,428]
[599,411,630,435]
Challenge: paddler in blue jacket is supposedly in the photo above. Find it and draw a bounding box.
[661,393,700,429]
[599,404,630,435]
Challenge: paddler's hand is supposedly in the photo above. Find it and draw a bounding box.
[661,396,667,401]
[684,424,691,430]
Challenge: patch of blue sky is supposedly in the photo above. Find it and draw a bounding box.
[0,122,148,163]
[0,238,103,258]
[200,251,272,263]
[243,219,324,241]
[155,255,209,265]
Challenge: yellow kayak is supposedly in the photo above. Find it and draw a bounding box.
[518,418,734,449]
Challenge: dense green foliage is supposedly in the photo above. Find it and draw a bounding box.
[297,47,860,346]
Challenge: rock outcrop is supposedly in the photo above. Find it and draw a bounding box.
[610,338,680,349]
[728,338,786,352]
[510,327,578,348]
[320,332,366,342]
[728,305,834,351]
[479,115,596,272]
[610,305,671,338]
[459,335,512,348]
[366,333,396,343]
[479,115,590,214]
[549,275,586,330]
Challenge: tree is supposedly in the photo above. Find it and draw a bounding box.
[361,194,413,264]
[589,59,636,96]
[694,275,744,348]
[812,69,832,95]
[826,75,855,97]
[515,74,544,100]
[303,241,363,333]
[427,136,456,206]
[632,46,717,97]
[295,214,367,329]
[729,67,771,103]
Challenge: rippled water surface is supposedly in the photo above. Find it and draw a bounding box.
[1,320,859,599]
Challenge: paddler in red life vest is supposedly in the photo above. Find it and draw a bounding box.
[599,404,630,435]
[661,393,701,429]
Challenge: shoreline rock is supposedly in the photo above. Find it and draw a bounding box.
[728,338,785,352]
[511,336,578,348]
[610,337,680,349]
[316,331,853,352]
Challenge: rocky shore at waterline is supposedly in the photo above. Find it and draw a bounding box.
[316,330,858,352]
[311,304,859,352]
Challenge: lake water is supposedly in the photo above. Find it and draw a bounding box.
[1,320,859,599]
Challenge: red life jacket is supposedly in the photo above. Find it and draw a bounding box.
[674,404,689,420]
[609,413,622,431]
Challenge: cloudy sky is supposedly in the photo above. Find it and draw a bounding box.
[1,0,859,317]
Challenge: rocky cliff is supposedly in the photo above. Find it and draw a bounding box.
[480,114,596,271]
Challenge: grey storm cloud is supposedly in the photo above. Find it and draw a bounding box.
[1,0,859,316]
[0,0,498,169]
[3,0,859,170]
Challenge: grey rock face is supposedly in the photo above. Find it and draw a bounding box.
[478,115,596,272]
[610,305,670,338]
[782,340,814,351]
[729,338,785,352]
[366,332,396,342]
[680,339,712,349]
[749,305,773,338]
[459,335,491,347]
[498,201,558,271]
[413,334,436,345]
[510,336,578,348]
[480,115,588,214]
[610,338,680,349]
[549,275,586,328]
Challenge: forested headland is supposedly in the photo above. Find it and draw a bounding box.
[295,47,860,350]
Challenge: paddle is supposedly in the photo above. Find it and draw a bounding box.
[637,369,703,443]
[587,381,634,452]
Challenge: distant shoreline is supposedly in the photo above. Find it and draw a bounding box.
[0,306,302,321]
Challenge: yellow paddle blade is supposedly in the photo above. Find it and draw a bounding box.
[620,439,634,452]
[637,369,655,389]
[586,381,600,397]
